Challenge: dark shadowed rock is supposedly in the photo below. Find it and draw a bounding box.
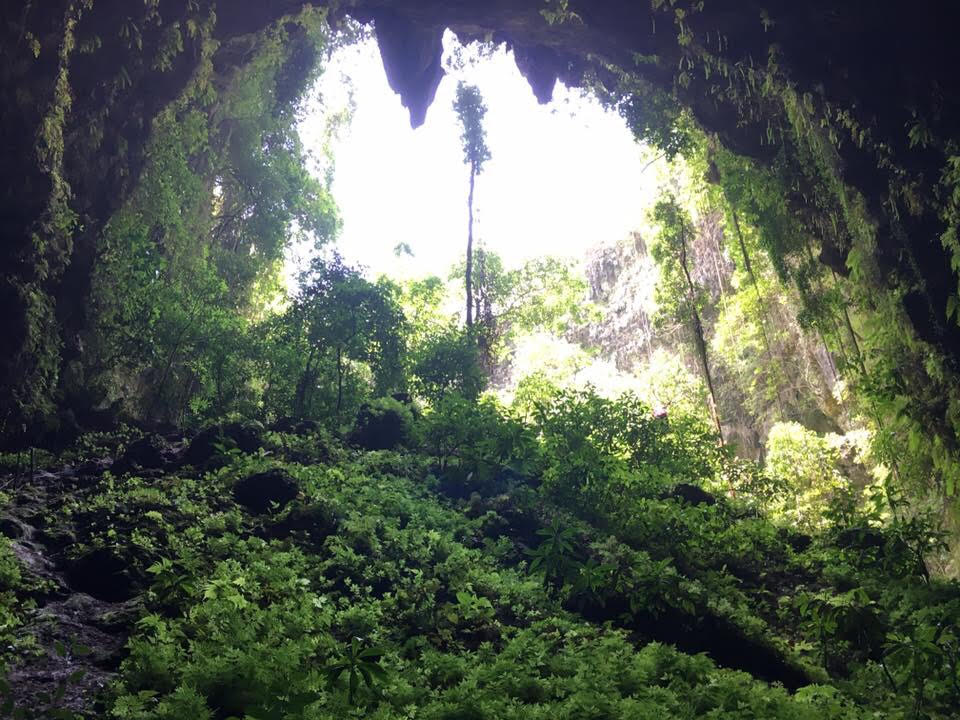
[183,421,264,467]
[660,483,716,506]
[836,526,886,552]
[75,457,113,477]
[5,592,133,717]
[0,516,26,540]
[513,44,560,103]
[350,399,413,451]
[271,416,298,433]
[779,528,813,553]
[183,426,226,467]
[64,548,139,603]
[265,501,339,546]
[371,8,444,127]
[233,468,299,514]
[229,421,265,452]
[112,434,169,475]
[294,419,319,434]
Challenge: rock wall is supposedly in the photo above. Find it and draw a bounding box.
[578,232,659,373]
[3,0,960,461]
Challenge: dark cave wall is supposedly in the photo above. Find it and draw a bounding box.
[2,0,960,449]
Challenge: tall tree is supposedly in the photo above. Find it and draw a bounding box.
[266,254,405,421]
[651,194,724,443]
[451,248,592,372]
[453,82,491,328]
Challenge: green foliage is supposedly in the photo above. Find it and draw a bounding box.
[0,535,25,672]
[8,5,960,717]
[7,394,959,720]
[650,194,704,333]
[0,537,21,594]
[444,589,496,626]
[796,587,882,665]
[411,326,486,404]
[420,393,538,484]
[81,14,340,426]
[569,557,615,609]
[452,248,594,368]
[325,637,388,706]
[532,386,720,515]
[588,2,960,566]
[526,517,581,590]
[597,73,698,159]
[263,254,406,423]
[765,422,854,530]
[452,83,491,174]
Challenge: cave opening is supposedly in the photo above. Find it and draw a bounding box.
[294,31,661,280]
[5,2,960,717]
[3,1,960,525]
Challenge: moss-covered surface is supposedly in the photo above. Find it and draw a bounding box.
[3,0,960,538]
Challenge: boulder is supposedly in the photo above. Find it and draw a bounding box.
[836,526,886,552]
[270,416,298,433]
[779,529,813,553]
[265,501,339,545]
[65,548,139,602]
[293,419,319,435]
[349,398,413,451]
[233,468,299,514]
[183,421,264,467]
[113,434,169,474]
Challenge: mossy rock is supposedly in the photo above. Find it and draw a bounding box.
[264,500,339,546]
[233,468,299,514]
[183,421,265,467]
[113,434,170,475]
[349,397,415,451]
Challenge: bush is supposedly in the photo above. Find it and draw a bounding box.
[533,387,721,517]
[411,326,486,404]
[764,422,849,530]
[420,393,540,489]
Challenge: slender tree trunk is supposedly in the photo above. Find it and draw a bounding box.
[336,345,344,415]
[294,347,317,419]
[730,208,786,418]
[466,164,476,327]
[818,331,840,382]
[179,377,199,426]
[678,218,724,444]
[832,270,867,376]
[707,215,726,295]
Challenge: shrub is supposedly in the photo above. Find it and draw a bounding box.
[411,325,486,403]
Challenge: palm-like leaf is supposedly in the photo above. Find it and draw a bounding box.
[325,637,389,705]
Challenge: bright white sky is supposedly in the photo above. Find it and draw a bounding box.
[296,32,663,281]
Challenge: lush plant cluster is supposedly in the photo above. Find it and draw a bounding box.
[4,2,960,718]
[2,391,957,718]
[78,10,341,429]
[588,0,960,567]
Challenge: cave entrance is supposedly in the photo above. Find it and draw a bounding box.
[293,31,663,281]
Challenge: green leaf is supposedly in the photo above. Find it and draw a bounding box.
[358,646,386,659]
[358,665,373,687]
[365,663,388,681]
